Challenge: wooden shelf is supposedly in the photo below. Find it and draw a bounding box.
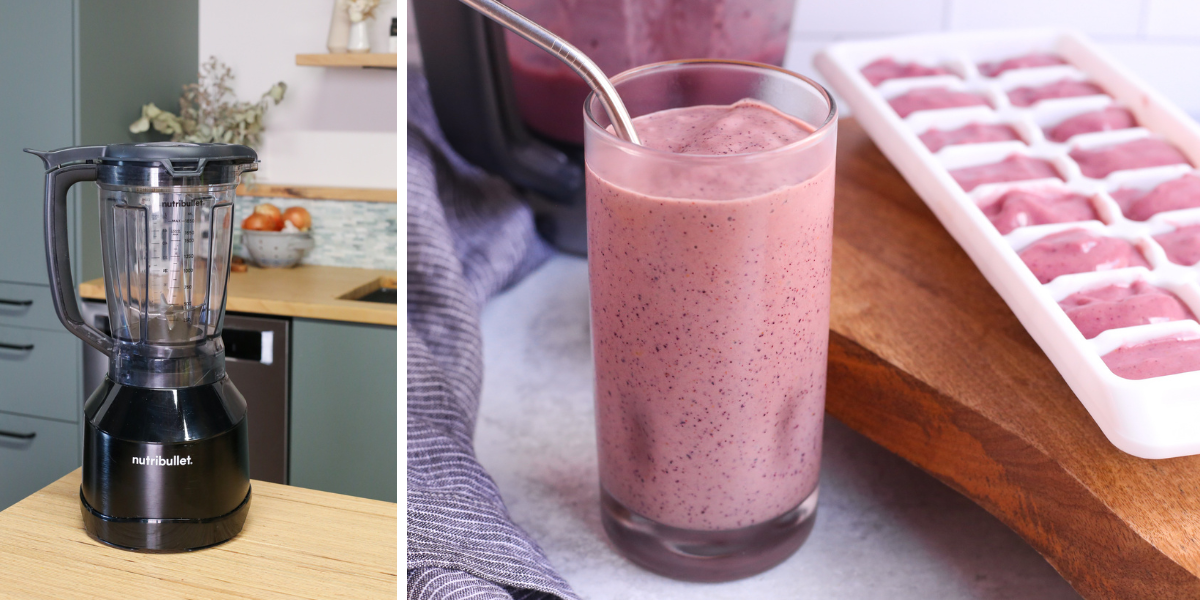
[237,184,396,203]
[295,53,397,69]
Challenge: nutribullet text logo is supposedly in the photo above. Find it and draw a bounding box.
[132,455,193,466]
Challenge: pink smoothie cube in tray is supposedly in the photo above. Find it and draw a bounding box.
[981,188,1098,234]
[861,57,954,86]
[1070,138,1190,179]
[1154,224,1200,266]
[1111,174,1200,221]
[978,53,1067,77]
[1007,79,1106,108]
[949,154,1061,192]
[1103,336,1200,380]
[1018,228,1149,284]
[887,87,990,118]
[919,123,1021,152]
[1059,280,1195,339]
[1045,107,1137,143]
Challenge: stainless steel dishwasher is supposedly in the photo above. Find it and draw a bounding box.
[81,300,290,484]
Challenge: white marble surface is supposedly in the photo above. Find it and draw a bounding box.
[478,255,1082,600]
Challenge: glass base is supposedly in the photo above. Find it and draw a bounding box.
[600,485,819,582]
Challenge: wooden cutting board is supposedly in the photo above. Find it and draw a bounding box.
[827,118,1200,599]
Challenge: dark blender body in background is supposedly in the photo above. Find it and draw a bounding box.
[410,0,795,254]
[28,143,257,552]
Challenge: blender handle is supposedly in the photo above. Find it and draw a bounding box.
[42,163,115,357]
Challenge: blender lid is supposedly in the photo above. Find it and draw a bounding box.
[101,142,257,165]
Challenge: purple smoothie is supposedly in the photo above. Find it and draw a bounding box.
[1103,337,1200,380]
[888,87,990,118]
[978,53,1067,77]
[1070,138,1190,179]
[588,99,832,531]
[861,57,953,86]
[920,123,1021,152]
[950,154,1062,192]
[1045,107,1137,143]
[1018,229,1149,284]
[1059,281,1195,339]
[981,188,1098,234]
[1154,225,1200,266]
[1111,174,1200,221]
[1007,79,1106,108]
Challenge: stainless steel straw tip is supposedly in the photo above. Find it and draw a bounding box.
[458,0,641,145]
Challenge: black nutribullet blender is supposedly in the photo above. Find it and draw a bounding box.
[27,142,257,552]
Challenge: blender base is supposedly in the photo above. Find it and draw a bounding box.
[80,487,251,553]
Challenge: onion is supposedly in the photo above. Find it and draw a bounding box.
[242,213,275,231]
[253,203,284,230]
[283,207,312,231]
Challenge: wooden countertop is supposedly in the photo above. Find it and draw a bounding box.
[79,265,397,326]
[0,469,396,599]
[830,118,1200,598]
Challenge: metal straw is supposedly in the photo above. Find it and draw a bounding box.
[459,0,641,145]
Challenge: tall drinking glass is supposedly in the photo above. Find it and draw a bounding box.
[584,60,837,582]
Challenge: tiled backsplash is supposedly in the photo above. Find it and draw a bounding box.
[232,196,397,271]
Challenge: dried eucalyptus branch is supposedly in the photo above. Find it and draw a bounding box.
[130,56,287,150]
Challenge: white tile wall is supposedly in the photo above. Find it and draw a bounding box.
[783,0,1200,119]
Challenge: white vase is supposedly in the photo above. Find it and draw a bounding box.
[326,1,351,54]
[347,20,371,54]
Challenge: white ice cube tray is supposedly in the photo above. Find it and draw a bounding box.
[815,29,1200,458]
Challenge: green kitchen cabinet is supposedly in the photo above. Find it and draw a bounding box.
[290,319,398,502]
[0,0,197,511]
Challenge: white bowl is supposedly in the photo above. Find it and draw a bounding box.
[241,230,314,268]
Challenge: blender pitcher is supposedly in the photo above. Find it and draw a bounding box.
[27,142,257,552]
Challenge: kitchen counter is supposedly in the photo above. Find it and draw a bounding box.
[79,264,397,326]
[479,254,1078,599]
[0,469,397,599]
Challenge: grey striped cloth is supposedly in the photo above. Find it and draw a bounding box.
[406,69,580,600]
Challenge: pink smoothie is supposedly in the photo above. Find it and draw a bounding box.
[981,188,1098,234]
[1154,225,1200,266]
[1059,281,1194,339]
[920,123,1021,152]
[861,57,953,86]
[1070,138,1190,179]
[978,53,1067,77]
[1007,79,1106,108]
[1018,229,1149,284]
[1103,337,1200,380]
[950,154,1062,192]
[888,87,990,118]
[504,0,794,144]
[588,100,832,531]
[1111,174,1200,221]
[1045,107,1137,143]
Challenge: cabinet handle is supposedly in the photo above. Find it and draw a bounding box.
[0,429,35,440]
[0,342,34,351]
[0,298,33,307]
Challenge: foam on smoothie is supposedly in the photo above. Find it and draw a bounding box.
[589,99,832,530]
[1059,281,1195,339]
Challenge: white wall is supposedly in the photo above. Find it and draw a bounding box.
[784,0,1200,120]
[200,0,398,188]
